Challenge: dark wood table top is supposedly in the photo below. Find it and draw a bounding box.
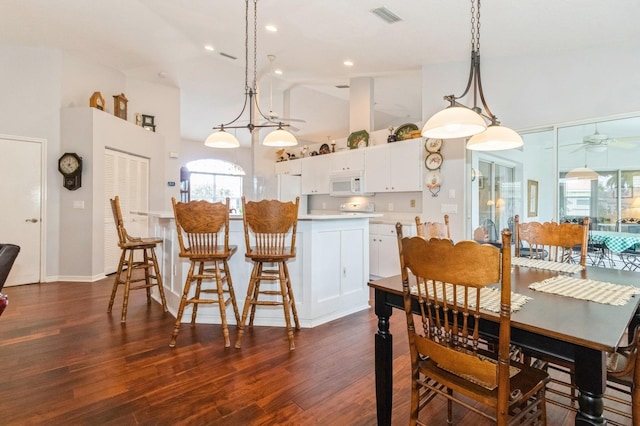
[369,265,640,353]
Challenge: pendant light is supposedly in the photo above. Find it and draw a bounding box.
[204,0,297,148]
[422,0,523,151]
[565,150,599,180]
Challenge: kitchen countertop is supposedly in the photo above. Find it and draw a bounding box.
[148,211,383,220]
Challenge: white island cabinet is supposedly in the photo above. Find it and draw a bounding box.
[148,212,377,328]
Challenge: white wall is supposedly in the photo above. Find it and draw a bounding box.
[1,46,182,280]
[0,47,64,278]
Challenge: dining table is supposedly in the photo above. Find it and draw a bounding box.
[369,262,640,426]
[590,230,640,253]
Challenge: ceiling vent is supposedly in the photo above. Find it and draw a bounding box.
[219,52,237,60]
[335,85,350,89]
[370,7,403,24]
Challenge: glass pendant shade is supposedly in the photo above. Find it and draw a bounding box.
[421,106,487,139]
[263,128,298,147]
[565,167,599,180]
[204,129,240,148]
[466,125,524,151]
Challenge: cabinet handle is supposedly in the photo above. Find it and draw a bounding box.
[25,218,39,223]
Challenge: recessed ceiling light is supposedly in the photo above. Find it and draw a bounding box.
[265,24,278,32]
[274,69,283,75]
[204,45,215,52]
[343,60,354,67]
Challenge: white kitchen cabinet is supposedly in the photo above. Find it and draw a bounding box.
[275,159,302,175]
[301,155,330,194]
[369,222,415,278]
[330,148,365,172]
[364,138,422,193]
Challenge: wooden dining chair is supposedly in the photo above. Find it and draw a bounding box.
[514,214,590,408]
[235,197,300,351]
[514,214,589,266]
[414,214,450,239]
[605,326,640,424]
[108,196,168,323]
[169,197,240,348]
[396,224,549,425]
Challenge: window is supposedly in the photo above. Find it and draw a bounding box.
[559,169,640,229]
[185,159,245,212]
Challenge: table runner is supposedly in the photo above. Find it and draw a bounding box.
[511,257,584,274]
[528,276,640,306]
[411,282,532,313]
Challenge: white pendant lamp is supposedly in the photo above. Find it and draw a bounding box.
[565,167,599,180]
[204,128,240,148]
[204,0,297,149]
[422,106,486,139]
[565,151,599,180]
[263,125,297,147]
[422,0,522,151]
[466,124,524,151]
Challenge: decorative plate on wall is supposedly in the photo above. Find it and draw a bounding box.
[425,138,443,152]
[425,152,444,170]
[394,123,419,141]
[347,130,369,149]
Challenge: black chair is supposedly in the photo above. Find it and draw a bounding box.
[0,243,21,316]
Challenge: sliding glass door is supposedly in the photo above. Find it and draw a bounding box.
[476,159,517,240]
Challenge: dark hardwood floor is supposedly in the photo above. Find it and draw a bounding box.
[0,277,630,425]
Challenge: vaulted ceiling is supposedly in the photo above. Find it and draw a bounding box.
[2,0,639,147]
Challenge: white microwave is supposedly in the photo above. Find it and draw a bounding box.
[329,170,370,197]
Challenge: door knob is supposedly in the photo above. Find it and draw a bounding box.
[25,218,38,223]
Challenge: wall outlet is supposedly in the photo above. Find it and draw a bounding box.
[388,203,394,211]
[410,199,416,208]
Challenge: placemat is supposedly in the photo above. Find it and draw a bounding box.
[411,282,531,313]
[528,276,640,306]
[512,257,585,274]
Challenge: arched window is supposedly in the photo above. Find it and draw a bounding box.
[185,159,245,212]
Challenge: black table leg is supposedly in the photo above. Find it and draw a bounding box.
[374,288,393,426]
[574,347,606,426]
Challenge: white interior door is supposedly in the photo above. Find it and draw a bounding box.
[0,135,44,286]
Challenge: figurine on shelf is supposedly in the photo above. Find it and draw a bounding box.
[300,146,309,158]
[276,148,287,162]
[387,126,397,143]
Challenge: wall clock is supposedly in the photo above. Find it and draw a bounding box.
[89,91,105,111]
[113,93,128,120]
[58,152,83,190]
[425,152,443,170]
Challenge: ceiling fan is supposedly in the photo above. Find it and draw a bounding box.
[255,55,306,132]
[567,125,640,153]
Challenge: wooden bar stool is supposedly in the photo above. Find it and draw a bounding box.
[108,196,168,323]
[235,196,300,351]
[169,197,240,348]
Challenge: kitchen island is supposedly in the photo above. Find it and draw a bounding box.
[149,212,381,328]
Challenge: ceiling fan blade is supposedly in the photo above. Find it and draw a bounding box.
[610,140,637,149]
[277,117,306,123]
[570,145,586,153]
[614,136,640,143]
